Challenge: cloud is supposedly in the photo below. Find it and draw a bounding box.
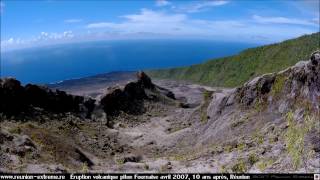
[175,0,229,13]
[87,9,187,31]
[84,9,317,44]
[156,0,171,7]
[37,31,74,40]
[253,15,317,26]
[1,31,75,50]
[1,38,25,48]
[64,19,83,23]
[122,8,186,23]
[87,22,117,29]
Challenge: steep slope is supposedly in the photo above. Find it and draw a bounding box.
[148,32,320,87]
[173,51,320,172]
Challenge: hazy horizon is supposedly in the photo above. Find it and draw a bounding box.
[1,39,257,84]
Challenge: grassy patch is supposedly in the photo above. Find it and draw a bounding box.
[257,158,274,171]
[285,111,304,169]
[236,142,246,151]
[220,165,227,173]
[81,163,89,173]
[254,97,268,113]
[285,111,316,170]
[9,126,22,134]
[248,153,259,165]
[200,90,213,124]
[231,158,247,173]
[224,145,234,153]
[252,131,264,145]
[231,116,249,128]
[271,75,287,97]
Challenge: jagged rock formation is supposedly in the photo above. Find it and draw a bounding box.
[0,78,95,118]
[0,71,175,120]
[100,71,175,116]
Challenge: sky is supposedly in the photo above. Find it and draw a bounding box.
[0,0,319,51]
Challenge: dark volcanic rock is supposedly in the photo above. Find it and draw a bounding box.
[311,51,320,65]
[0,71,174,120]
[0,78,28,115]
[238,74,276,106]
[123,154,142,163]
[100,71,175,116]
[137,71,155,90]
[0,78,95,118]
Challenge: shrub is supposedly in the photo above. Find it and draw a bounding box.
[231,159,247,173]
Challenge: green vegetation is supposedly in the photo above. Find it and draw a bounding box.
[248,153,259,165]
[115,156,125,165]
[252,130,264,145]
[285,111,304,169]
[200,90,213,123]
[231,158,247,173]
[271,75,287,97]
[257,158,275,171]
[81,163,89,173]
[148,32,320,87]
[285,111,316,170]
[9,126,22,134]
[236,142,246,151]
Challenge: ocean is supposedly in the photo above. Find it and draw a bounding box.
[1,39,257,84]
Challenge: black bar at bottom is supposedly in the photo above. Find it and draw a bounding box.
[0,173,318,180]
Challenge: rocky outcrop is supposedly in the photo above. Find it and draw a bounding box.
[0,78,95,118]
[207,51,320,119]
[0,71,174,121]
[100,71,175,116]
[236,50,320,112]
[192,51,320,172]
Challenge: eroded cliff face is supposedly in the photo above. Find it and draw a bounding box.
[204,51,319,142]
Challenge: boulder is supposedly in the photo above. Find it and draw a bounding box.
[123,154,142,163]
[311,51,320,65]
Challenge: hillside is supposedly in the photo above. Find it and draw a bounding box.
[148,32,320,87]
